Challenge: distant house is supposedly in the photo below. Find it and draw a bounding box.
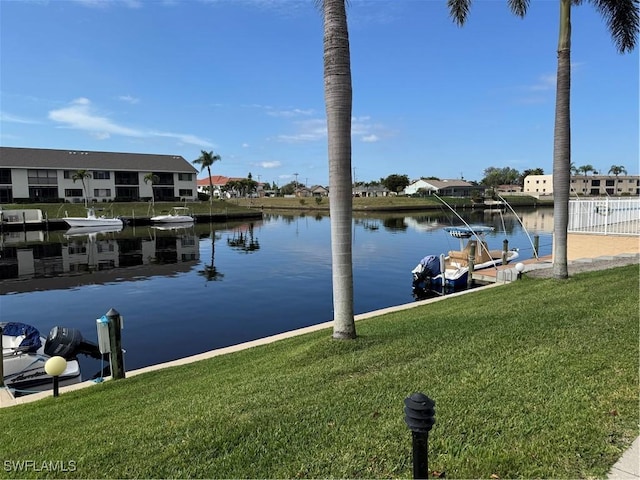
[496,184,522,194]
[309,185,329,197]
[0,146,197,203]
[352,185,391,197]
[404,179,475,197]
[197,175,230,198]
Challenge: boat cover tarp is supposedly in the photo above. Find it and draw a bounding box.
[1,322,42,352]
[418,255,442,277]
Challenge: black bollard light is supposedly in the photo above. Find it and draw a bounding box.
[404,392,436,479]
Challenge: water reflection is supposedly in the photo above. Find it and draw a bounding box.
[0,223,255,294]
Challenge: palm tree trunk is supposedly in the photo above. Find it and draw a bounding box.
[207,166,214,204]
[552,0,571,279]
[323,0,356,339]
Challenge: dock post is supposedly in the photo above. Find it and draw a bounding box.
[502,239,509,265]
[467,242,476,287]
[0,325,4,388]
[533,235,539,258]
[106,308,126,379]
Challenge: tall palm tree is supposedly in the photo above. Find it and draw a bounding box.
[449,0,638,279]
[192,150,221,203]
[144,172,160,206]
[320,0,356,339]
[72,169,92,207]
[608,165,627,177]
[551,0,637,279]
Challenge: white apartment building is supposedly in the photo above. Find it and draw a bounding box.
[0,147,198,203]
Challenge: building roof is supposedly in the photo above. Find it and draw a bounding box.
[197,175,230,187]
[0,146,197,173]
[423,179,473,189]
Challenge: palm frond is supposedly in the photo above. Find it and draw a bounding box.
[591,0,639,53]
[507,0,530,17]
[448,0,472,26]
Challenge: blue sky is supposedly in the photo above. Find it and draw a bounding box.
[1,0,638,187]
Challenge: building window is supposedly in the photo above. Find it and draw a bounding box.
[94,189,112,197]
[155,173,174,185]
[591,179,600,187]
[114,171,138,185]
[0,169,11,184]
[65,189,84,197]
[27,169,58,185]
[179,189,193,197]
[92,171,110,180]
[0,186,12,203]
[606,179,615,186]
[63,170,73,179]
[178,173,193,181]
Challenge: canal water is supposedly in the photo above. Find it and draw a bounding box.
[0,207,553,378]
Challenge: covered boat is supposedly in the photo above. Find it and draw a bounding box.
[412,225,519,292]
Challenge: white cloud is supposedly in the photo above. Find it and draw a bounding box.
[150,131,214,148]
[0,112,40,124]
[276,115,389,144]
[118,95,140,104]
[267,108,315,118]
[277,118,327,143]
[48,98,213,147]
[49,98,142,138]
[257,161,282,168]
[528,74,556,92]
[242,143,250,148]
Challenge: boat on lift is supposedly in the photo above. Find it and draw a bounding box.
[411,225,519,292]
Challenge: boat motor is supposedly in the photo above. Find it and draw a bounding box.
[44,326,102,360]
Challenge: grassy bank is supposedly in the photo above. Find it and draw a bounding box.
[1,266,637,478]
[1,194,551,219]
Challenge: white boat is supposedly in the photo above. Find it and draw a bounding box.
[412,225,519,291]
[63,207,123,228]
[1,322,102,394]
[150,207,194,224]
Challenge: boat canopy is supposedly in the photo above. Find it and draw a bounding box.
[1,322,42,352]
[444,225,494,239]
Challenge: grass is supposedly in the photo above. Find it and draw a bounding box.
[2,195,551,219]
[1,266,638,478]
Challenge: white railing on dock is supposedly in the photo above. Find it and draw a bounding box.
[568,197,640,235]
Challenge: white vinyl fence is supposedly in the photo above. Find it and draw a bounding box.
[568,197,640,235]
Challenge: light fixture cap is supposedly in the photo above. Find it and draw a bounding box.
[45,356,68,376]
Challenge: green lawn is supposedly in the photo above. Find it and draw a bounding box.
[1,266,637,478]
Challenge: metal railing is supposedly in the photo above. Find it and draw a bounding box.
[568,197,640,235]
